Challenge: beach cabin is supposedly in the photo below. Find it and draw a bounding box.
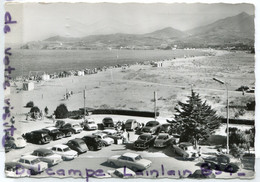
[23,82,34,91]
[42,74,50,81]
[154,62,163,67]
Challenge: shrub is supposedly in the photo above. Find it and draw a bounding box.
[26,101,34,108]
[54,104,69,119]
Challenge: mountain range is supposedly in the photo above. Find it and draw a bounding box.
[21,12,254,50]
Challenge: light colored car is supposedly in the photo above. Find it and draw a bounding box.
[30,148,62,167]
[107,167,136,178]
[172,142,198,159]
[102,129,123,144]
[51,144,78,160]
[154,133,173,148]
[93,132,114,146]
[5,162,30,177]
[107,152,152,171]
[17,155,48,174]
[125,119,141,131]
[5,134,27,149]
[83,118,98,130]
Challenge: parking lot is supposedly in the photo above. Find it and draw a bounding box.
[5,114,254,180]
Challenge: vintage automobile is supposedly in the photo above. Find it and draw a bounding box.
[102,117,115,129]
[66,138,88,154]
[83,118,98,130]
[202,154,241,173]
[42,127,65,140]
[50,144,78,161]
[17,155,48,175]
[93,132,114,146]
[5,162,31,177]
[172,142,198,159]
[22,130,52,144]
[171,134,181,144]
[125,119,141,131]
[188,169,216,178]
[30,148,62,167]
[154,133,173,148]
[160,123,171,133]
[142,121,161,134]
[58,127,74,137]
[4,134,27,149]
[102,129,123,144]
[62,123,83,134]
[81,135,103,151]
[107,167,136,178]
[134,133,156,150]
[107,152,152,171]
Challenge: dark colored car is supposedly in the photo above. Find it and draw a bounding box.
[188,169,216,178]
[81,135,102,151]
[142,121,161,134]
[42,127,65,140]
[202,154,242,173]
[5,162,31,177]
[133,133,156,150]
[58,127,74,137]
[102,117,115,129]
[66,138,88,154]
[22,130,52,144]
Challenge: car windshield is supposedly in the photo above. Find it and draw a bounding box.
[31,158,41,164]
[63,147,71,152]
[139,135,148,140]
[158,135,167,140]
[146,122,156,127]
[43,151,53,156]
[135,155,142,160]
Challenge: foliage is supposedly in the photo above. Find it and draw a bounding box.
[26,101,34,108]
[174,90,221,147]
[54,104,69,119]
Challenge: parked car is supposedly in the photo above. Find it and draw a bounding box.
[142,121,161,134]
[5,162,30,177]
[50,144,78,160]
[202,154,241,173]
[42,127,65,140]
[107,152,152,171]
[154,133,173,148]
[107,167,136,178]
[93,132,114,146]
[22,130,52,144]
[17,155,48,174]
[62,123,83,134]
[4,134,27,149]
[171,134,181,144]
[81,135,102,151]
[58,127,74,137]
[30,148,62,167]
[83,118,98,130]
[134,133,156,150]
[66,138,88,154]
[188,169,216,178]
[102,129,123,144]
[172,142,198,159]
[160,123,171,133]
[102,117,115,129]
[125,119,141,131]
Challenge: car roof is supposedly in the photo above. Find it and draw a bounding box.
[140,133,152,137]
[122,153,140,158]
[103,129,117,133]
[158,133,169,136]
[70,138,84,142]
[103,117,113,120]
[20,155,38,160]
[83,135,97,138]
[45,126,58,130]
[33,148,52,153]
[147,121,159,124]
[32,130,49,133]
[179,142,193,146]
[53,144,69,149]
[125,119,136,123]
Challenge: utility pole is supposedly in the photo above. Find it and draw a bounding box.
[154,91,157,121]
[213,78,229,154]
[83,89,86,122]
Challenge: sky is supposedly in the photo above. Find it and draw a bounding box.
[4,2,255,44]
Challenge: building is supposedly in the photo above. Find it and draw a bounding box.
[77,71,85,76]
[42,74,50,81]
[23,82,34,91]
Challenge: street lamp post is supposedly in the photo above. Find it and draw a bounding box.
[213,78,229,154]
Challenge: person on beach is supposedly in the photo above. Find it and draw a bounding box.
[52,114,56,124]
[44,106,49,116]
[10,116,15,125]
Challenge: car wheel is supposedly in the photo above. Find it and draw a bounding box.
[38,140,42,144]
[109,161,116,167]
[88,145,94,151]
[101,142,106,147]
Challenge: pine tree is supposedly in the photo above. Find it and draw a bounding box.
[174,90,221,148]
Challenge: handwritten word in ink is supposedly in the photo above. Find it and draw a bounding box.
[4,12,17,34]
